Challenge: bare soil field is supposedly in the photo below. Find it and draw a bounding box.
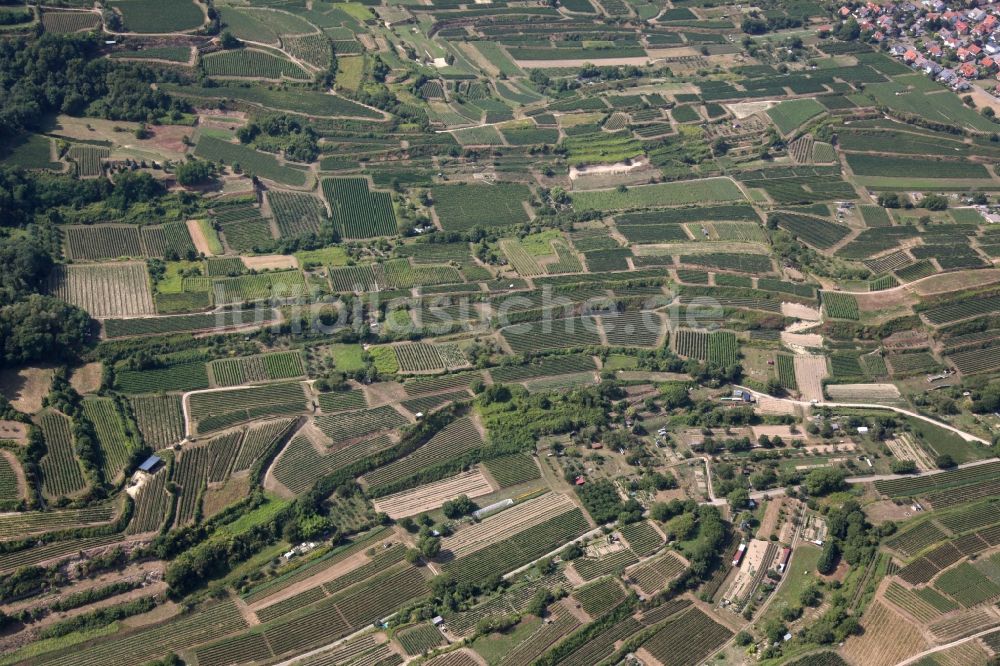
[725,100,777,119]
[864,500,921,524]
[854,288,916,312]
[911,268,1000,296]
[825,383,902,403]
[52,115,191,161]
[69,362,103,394]
[0,366,55,413]
[249,547,377,613]
[755,397,797,416]
[756,499,783,540]
[749,425,800,440]
[569,158,650,180]
[793,355,828,402]
[202,475,252,519]
[0,421,28,443]
[724,539,774,603]
[883,329,932,350]
[242,254,299,271]
[372,470,496,519]
[781,331,824,350]
[781,302,821,320]
[187,219,216,256]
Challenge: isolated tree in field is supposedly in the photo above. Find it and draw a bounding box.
[890,459,917,474]
[935,454,956,469]
[877,192,900,208]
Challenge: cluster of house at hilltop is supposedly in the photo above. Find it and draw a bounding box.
[829,1,1000,90]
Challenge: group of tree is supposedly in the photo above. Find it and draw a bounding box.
[0,34,189,141]
[235,114,320,163]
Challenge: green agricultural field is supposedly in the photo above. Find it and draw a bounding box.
[1,134,60,170]
[203,49,310,81]
[571,178,746,211]
[110,0,205,32]
[766,98,825,134]
[162,82,382,119]
[846,154,991,179]
[432,182,532,231]
[195,136,307,186]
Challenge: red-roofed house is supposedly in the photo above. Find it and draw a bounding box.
[904,49,919,62]
[960,61,979,78]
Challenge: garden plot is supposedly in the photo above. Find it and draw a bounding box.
[883,433,936,472]
[371,469,495,519]
[48,262,155,317]
[724,540,777,605]
[440,492,577,559]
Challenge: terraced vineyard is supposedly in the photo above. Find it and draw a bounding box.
[268,190,326,238]
[272,434,396,494]
[82,397,135,479]
[361,417,482,493]
[501,317,602,353]
[482,453,540,487]
[443,506,590,583]
[0,454,19,503]
[195,136,308,187]
[63,225,141,261]
[233,419,295,473]
[628,551,687,593]
[639,607,733,666]
[0,502,116,539]
[126,469,170,534]
[210,351,305,386]
[822,292,860,320]
[13,2,1000,664]
[315,404,408,444]
[573,578,626,617]
[203,49,310,80]
[322,178,397,238]
[188,381,309,433]
[620,521,664,557]
[38,411,87,498]
[49,262,155,318]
